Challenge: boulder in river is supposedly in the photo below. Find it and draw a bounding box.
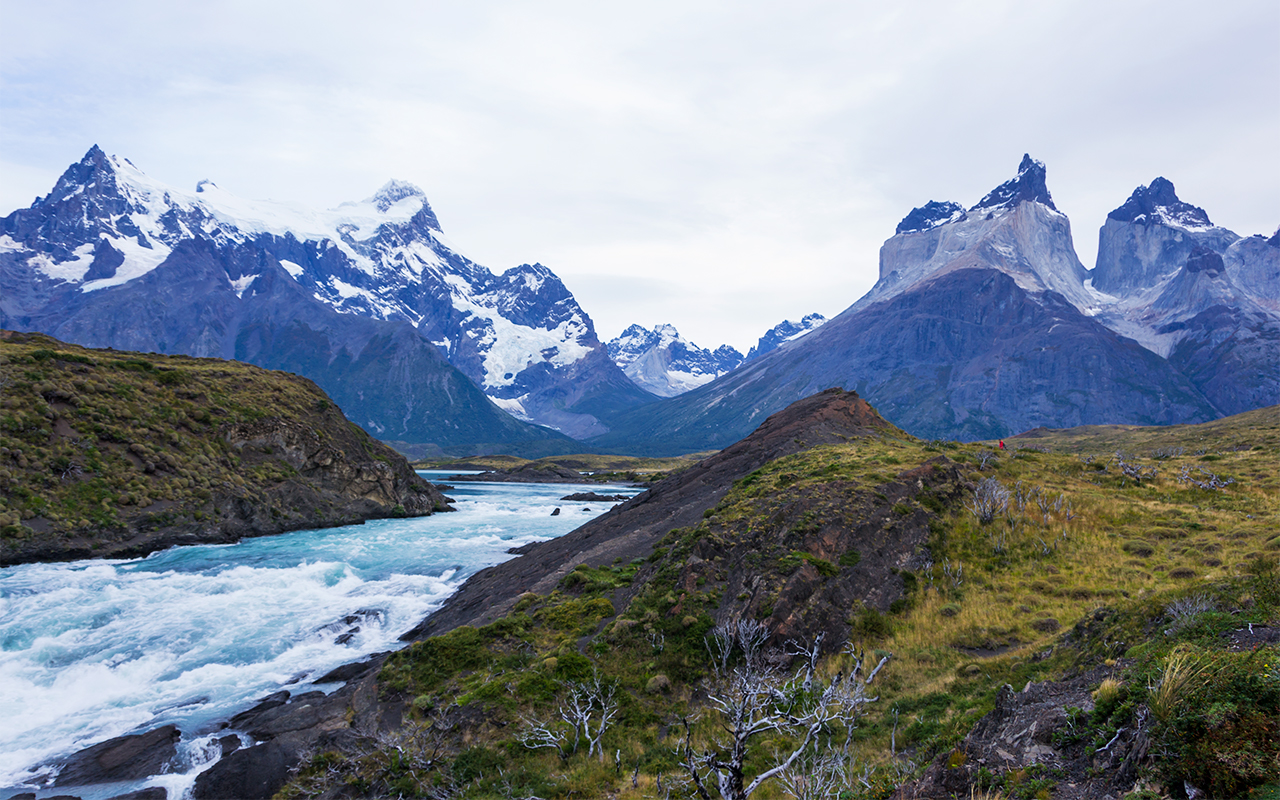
[192,740,298,800]
[52,724,180,787]
[559,491,628,502]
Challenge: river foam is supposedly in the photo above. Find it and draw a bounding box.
[0,475,636,795]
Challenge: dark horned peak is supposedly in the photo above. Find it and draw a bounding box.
[1183,245,1225,276]
[970,153,1057,214]
[895,200,967,235]
[1107,177,1213,229]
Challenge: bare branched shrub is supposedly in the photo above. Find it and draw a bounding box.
[678,620,887,800]
[1164,594,1216,635]
[975,450,998,469]
[965,478,1009,525]
[1176,466,1236,491]
[1113,452,1158,485]
[1151,446,1185,460]
[519,669,619,761]
[942,559,963,592]
[286,713,457,798]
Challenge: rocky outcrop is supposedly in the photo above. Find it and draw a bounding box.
[896,670,1151,800]
[0,332,452,565]
[559,491,629,502]
[446,462,590,483]
[51,726,181,787]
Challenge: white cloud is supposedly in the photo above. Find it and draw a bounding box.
[1,0,1276,351]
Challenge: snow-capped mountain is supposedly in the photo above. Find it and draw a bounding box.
[743,314,826,361]
[592,155,1276,454]
[1084,179,1280,415]
[1,146,652,449]
[607,323,743,397]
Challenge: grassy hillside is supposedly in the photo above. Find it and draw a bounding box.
[0,331,448,564]
[284,404,1279,799]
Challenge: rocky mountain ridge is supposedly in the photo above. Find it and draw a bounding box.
[606,323,744,397]
[1,146,651,450]
[605,315,827,397]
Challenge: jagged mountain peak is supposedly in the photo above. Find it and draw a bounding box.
[36,145,124,206]
[1265,226,1279,249]
[745,314,827,361]
[896,201,966,235]
[607,323,743,398]
[970,153,1057,213]
[1107,177,1213,230]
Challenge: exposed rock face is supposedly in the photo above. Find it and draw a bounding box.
[607,323,743,397]
[52,725,181,787]
[861,157,1090,315]
[1086,179,1280,415]
[897,671,1151,800]
[1092,177,1238,294]
[1,146,651,449]
[895,201,966,235]
[971,154,1058,213]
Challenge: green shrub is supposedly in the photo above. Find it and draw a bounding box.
[1150,646,1280,797]
[850,606,893,641]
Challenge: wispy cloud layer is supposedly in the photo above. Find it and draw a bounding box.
[2,0,1276,349]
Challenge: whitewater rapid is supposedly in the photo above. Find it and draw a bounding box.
[0,474,637,797]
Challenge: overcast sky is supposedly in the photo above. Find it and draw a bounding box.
[2,0,1277,352]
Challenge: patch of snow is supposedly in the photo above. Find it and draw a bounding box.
[490,395,533,422]
[663,368,718,394]
[1156,208,1215,232]
[278,259,304,279]
[229,274,259,298]
[0,235,25,253]
[330,278,369,300]
[32,242,95,283]
[81,237,174,292]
